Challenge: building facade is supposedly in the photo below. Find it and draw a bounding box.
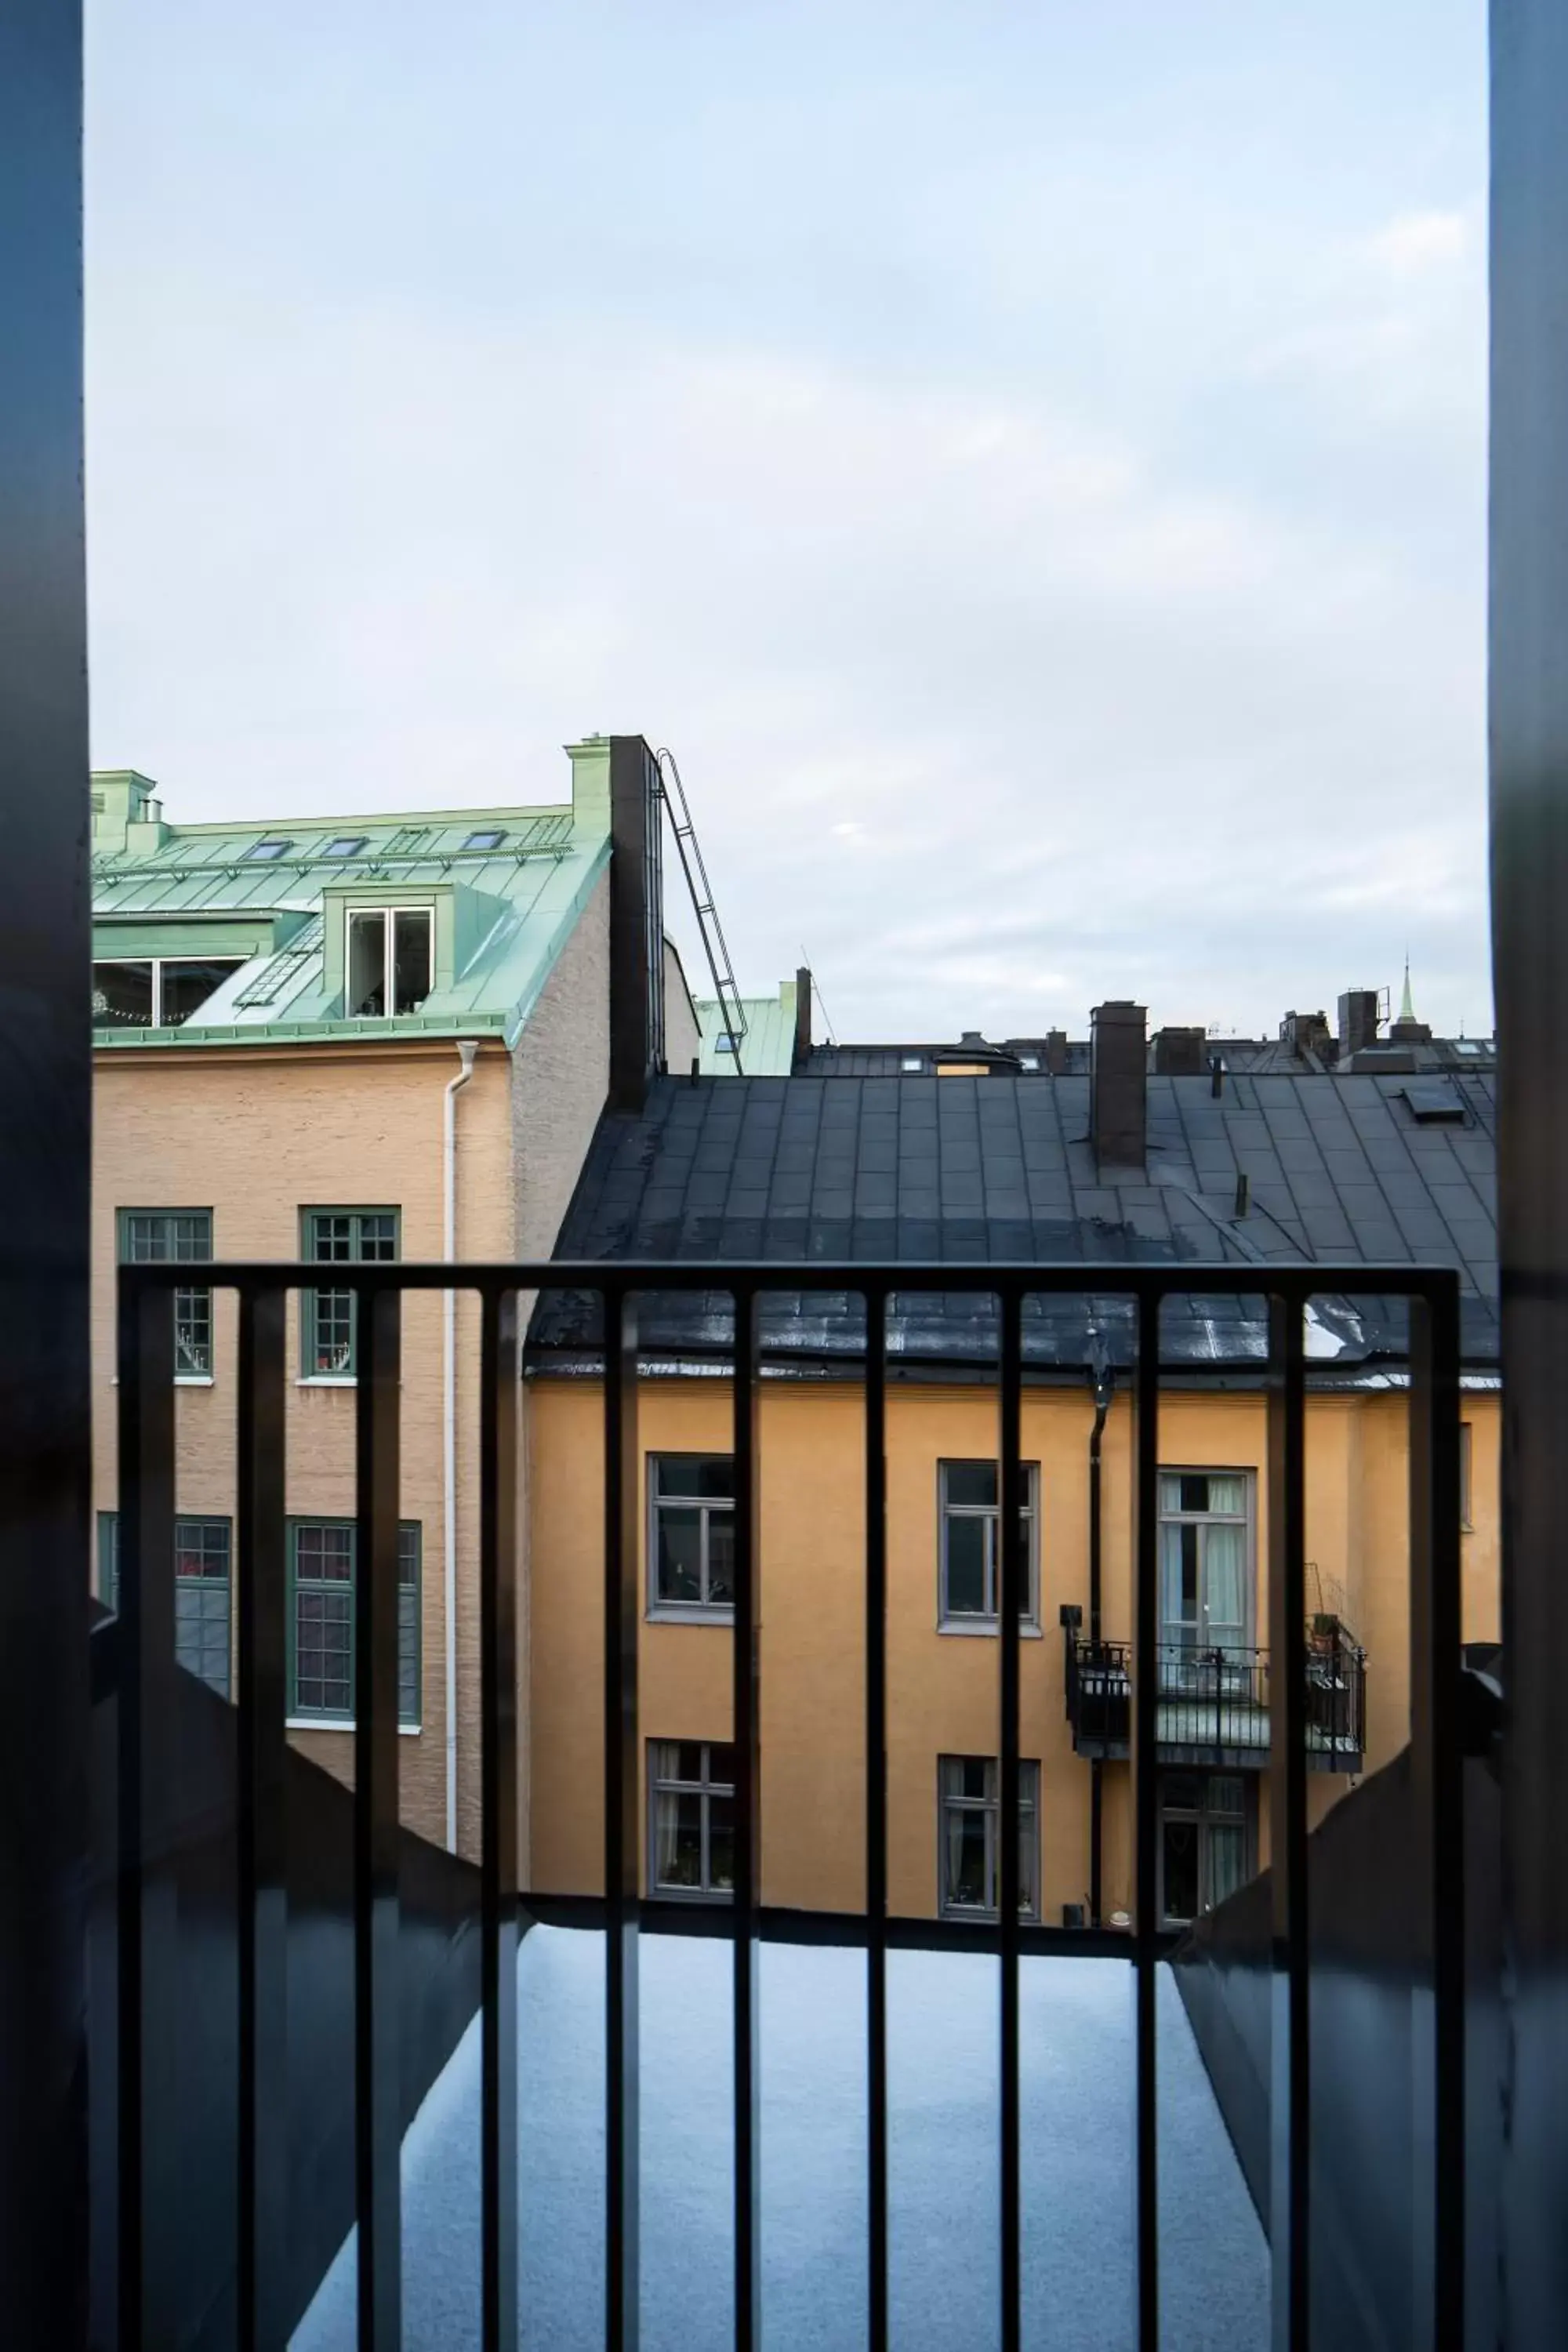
[524,1005,1500,1928]
[91,735,699,1860]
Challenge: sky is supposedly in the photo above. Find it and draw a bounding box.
[85,1,1491,1042]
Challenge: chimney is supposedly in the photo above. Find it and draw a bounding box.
[1091,1000,1147,1167]
[792,966,812,1072]
[1044,1029,1069,1076]
[1338,989,1381,1059]
[605,735,665,1111]
[1281,1007,1332,1061]
[1152,1025,1205,1076]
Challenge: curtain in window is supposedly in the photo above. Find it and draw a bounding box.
[1204,1523,1247,1643]
[946,1800,970,1906]
[1207,1820,1246,1909]
[1159,1524,1193,1646]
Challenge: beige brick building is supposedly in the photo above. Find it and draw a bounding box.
[92,735,699,1859]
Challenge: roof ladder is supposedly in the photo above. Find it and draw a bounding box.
[655,746,748,1074]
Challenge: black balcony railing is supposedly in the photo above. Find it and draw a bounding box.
[114,1258,1465,2352]
[1064,1627,1367,1771]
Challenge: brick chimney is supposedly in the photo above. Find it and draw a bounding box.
[1152,1025,1205,1076]
[1091,1000,1147,1167]
[1338,989,1381,1059]
[792,966,812,1071]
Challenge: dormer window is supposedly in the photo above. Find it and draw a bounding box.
[325,836,368,859]
[246,838,292,862]
[93,957,245,1029]
[347,908,432,1018]
[463,827,506,852]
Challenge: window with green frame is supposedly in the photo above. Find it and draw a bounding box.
[287,1519,420,1725]
[97,1510,233,1698]
[300,1207,399,1377]
[118,1209,214,1377]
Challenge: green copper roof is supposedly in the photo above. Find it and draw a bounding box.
[695,979,799,1075]
[90,743,614,1049]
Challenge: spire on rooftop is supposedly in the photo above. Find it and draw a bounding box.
[1399,955,1417,1025]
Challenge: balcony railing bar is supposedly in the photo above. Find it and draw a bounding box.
[115,1257,1464,2352]
[1268,1294,1310,2347]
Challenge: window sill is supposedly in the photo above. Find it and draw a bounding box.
[651,1885,734,1904]
[937,1619,1044,1639]
[647,1605,735,1627]
[940,1907,1041,1926]
[176,1374,216,1388]
[286,1718,423,1737]
[296,1375,358,1388]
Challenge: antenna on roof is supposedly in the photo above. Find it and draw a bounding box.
[800,947,838,1047]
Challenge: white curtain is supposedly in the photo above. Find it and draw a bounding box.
[1204,1523,1247,1641]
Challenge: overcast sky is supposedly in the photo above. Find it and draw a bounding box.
[85,1,1490,1041]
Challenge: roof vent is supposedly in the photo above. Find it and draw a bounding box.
[1402,1083,1465,1124]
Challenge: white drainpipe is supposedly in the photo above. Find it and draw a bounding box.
[444,1039,479,1853]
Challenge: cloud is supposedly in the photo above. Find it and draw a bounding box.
[1363,209,1468,274]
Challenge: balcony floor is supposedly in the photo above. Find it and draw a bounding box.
[293,1926,1266,2352]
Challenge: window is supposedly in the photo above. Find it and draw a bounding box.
[938,1755,1040,1919]
[245,837,292,862]
[713,1032,738,1054]
[346,906,432,1018]
[463,826,506,851]
[1018,1053,1040,1071]
[938,1460,1039,1627]
[1158,1472,1251,1654]
[324,835,368,859]
[119,1209,214,1376]
[1159,1772,1250,1924]
[302,1208,399,1377]
[98,1512,233,1698]
[649,1740,735,1898]
[901,1055,924,1073]
[288,1519,420,1725]
[649,1455,735,1616]
[1460,1421,1473,1530]
[93,959,244,1029]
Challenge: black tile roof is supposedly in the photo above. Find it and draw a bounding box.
[530,1071,1498,1375]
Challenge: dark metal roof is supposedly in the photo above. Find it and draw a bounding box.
[530,1070,1497,1374]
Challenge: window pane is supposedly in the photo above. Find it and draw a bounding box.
[655,1456,734,1501]
[1207,1823,1247,1910]
[357,1213,397,1262]
[1163,1771,1202,1812]
[944,1461,996,1509]
[310,1214,355,1263]
[93,960,154,1028]
[347,911,386,1016]
[670,1742,706,1783]
[296,1589,352,1715]
[160,959,241,1026]
[707,1795,735,1893]
[655,1508,703,1603]
[1163,1819,1200,1921]
[398,1585,419,1724]
[946,1809,989,1908]
[175,1286,213,1375]
[1206,1475,1246,1517]
[393,911,432,1015]
[397,1525,420,1587]
[945,1514,989,1614]
[1177,1475,1210,1512]
[654,1791,704,1888]
[311,1290,355,1374]
[297,1524,354,1580]
[175,1520,229,1578]
[705,1512,735,1606]
[706,1741,736,1788]
[1209,1775,1246,1816]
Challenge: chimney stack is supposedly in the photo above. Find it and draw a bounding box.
[1338,989,1381,1060]
[1091,1000,1147,1167]
[1044,1029,1069,1076]
[1152,1025,1205,1076]
[792,966,813,1072]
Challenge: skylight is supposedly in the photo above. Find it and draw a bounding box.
[245,838,292,862]
[463,827,506,851]
[1403,1084,1466,1124]
[324,835,367,858]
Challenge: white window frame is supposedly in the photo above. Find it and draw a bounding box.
[938,1459,1040,1632]
[93,956,245,1030]
[648,1739,735,1901]
[937,1754,1040,1920]
[648,1454,735,1622]
[343,905,434,1019]
[1157,1770,1253,1926]
[1156,1467,1255,1654]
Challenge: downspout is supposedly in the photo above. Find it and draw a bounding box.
[1087,1346,1115,1927]
[444,1040,479,1853]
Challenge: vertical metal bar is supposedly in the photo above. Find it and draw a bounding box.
[865,1284,889,2352]
[731,1286,762,2352]
[117,1276,177,2350]
[997,1285,1025,2352]
[0,5,91,2339]
[482,1287,521,2352]
[355,1285,402,2350]
[1131,1290,1160,2352]
[1267,1294,1308,2352]
[1409,1280,1464,2350]
[237,1286,289,2352]
[603,1283,641,2352]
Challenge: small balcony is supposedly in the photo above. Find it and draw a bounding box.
[1063,1624,1367,1773]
